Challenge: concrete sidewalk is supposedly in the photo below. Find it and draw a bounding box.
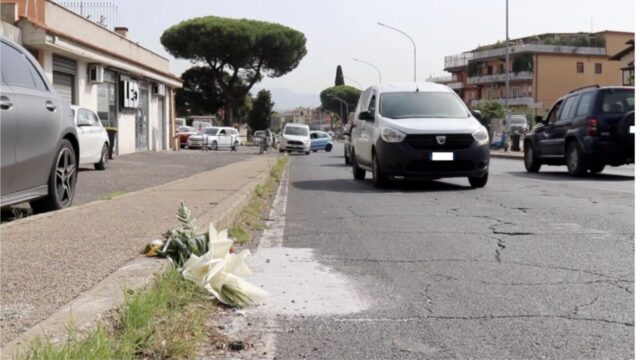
[1,154,279,355]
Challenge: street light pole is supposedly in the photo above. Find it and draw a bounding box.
[329,95,349,126]
[505,0,510,122]
[378,22,416,82]
[353,58,382,84]
[344,76,363,90]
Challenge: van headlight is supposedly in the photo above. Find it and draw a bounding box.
[380,127,406,143]
[472,127,489,144]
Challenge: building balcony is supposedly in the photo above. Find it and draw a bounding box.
[448,82,464,90]
[471,97,534,107]
[445,44,607,70]
[427,74,458,83]
[467,71,534,85]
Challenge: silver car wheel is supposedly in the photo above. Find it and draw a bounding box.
[55,147,76,207]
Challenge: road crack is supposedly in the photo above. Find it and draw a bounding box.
[574,296,600,315]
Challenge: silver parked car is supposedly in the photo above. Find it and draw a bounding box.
[1,37,79,212]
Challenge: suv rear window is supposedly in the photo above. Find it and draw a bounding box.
[380,92,469,119]
[601,90,634,113]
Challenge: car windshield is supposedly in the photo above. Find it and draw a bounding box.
[205,128,219,135]
[601,90,634,113]
[284,126,309,136]
[254,131,266,137]
[380,92,469,119]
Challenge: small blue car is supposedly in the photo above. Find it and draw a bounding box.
[310,131,333,152]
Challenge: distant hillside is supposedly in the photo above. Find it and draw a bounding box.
[254,87,320,111]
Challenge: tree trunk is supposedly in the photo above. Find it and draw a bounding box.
[223,103,233,126]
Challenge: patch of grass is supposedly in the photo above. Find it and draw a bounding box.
[99,190,127,201]
[230,156,288,245]
[19,269,218,360]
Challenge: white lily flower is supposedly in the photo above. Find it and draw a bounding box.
[205,271,268,307]
[208,224,233,259]
[182,253,224,287]
[223,250,253,278]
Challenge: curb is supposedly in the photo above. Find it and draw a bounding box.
[2,156,280,359]
[491,153,524,160]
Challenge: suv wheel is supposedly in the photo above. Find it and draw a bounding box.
[352,149,366,180]
[468,172,489,188]
[210,140,218,150]
[344,147,351,165]
[30,139,77,213]
[94,143,109,170]
[524,142,541,173]
[372,152,389,188]
[566,141,588,177]
[325,143,333,152]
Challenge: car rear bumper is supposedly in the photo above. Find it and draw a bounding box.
[583,137,634,165]
[375,138,490,179]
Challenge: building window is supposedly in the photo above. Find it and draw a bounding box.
[97,71,117,128]
[595,63,602,74]
[487,88,493,99]
[512,87,520,98]
[487,65,493,75]
[498,64,504,74]
[577,62,584,73]
[623,69,634,86]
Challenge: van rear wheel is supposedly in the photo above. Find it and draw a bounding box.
[352,150,366,180]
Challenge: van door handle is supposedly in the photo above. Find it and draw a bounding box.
[45,101,57,112]
[0,96,12,110]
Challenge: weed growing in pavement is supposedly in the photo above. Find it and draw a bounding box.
[229,155,288,245]
[19,269,217,360]
[98,190,127,201]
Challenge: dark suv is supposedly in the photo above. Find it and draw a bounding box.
[1,37,79,212]
[524,85,634,176]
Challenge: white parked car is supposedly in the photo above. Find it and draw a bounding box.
[72,106,110,170]
[187,126,240,150]
[279,123,311,155]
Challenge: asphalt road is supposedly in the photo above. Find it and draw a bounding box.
[260,142,634,359]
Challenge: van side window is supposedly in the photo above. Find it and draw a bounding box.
[368,95,376,114]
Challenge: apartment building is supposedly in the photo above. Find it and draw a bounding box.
[438,31,633,115]
[609,39,634,86]
[0,0,182,155]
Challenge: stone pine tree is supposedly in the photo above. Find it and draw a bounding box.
[319,85,361,125]
[248,89,274,132]
[335,65,345,86]
[161,16,307,125]
[175,66,224,117]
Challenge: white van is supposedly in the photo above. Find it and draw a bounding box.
[279,123,311,155]
[350,82,490,188]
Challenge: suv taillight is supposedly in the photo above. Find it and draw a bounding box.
[588,117,599,136]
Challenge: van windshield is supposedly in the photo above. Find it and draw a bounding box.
[285,126,309,136]
[380,92,470,119]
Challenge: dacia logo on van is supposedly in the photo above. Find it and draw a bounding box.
[436,136,447,145]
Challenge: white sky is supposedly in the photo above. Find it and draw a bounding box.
[103,0,634,94]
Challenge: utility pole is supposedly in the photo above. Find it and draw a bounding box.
[505,0,510,127]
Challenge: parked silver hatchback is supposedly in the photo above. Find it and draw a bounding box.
[1,37,79,212]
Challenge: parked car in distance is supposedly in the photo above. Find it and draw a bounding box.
[188,126,240,150]
[175,118,186,129]
[524,85,634,176]
[343,124,355,165]
[279,123,311,154]
[72,106,109,170]
[1,37,79,212]
[507,114,529,136]
[350,82,490,188]
[177,126,198,148]
[310,131,333,152]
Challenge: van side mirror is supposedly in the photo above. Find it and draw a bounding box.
[358,111,374,121]
[472,110,482,119]
[534,115,544,124]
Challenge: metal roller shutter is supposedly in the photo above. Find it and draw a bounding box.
[53,72,74,105]
[52,55,77,104]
